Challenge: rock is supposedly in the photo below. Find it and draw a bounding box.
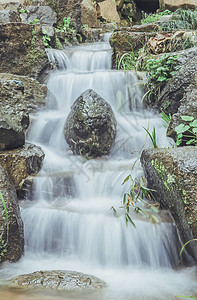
[140,147,197,261]
[157,55,197,115]
[0,73,49,112]
[119,0,141,23]
[159,0,197,10]
[0,164,24,263]
[0,2,21,11]
[167,85,197,143]
[20,5,57,37]
[98,0,120,24]
[81,0,99,28]
[0,73,53,150]
[110,29,155,68]
[0,23,49,80]
[0,10,20,23]
[0,110,28,151]
[64,89,117,158]
[10,270,106,290]
[0,143,45,192]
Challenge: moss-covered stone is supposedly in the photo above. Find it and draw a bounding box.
[141,147,197,261]
[0,23,49,81]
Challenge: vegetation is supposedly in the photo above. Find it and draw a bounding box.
[141,9,172,24]
[0,191,9,262]
[161,8,197,31]
[42,29,51,48]
[175,115,197,146]
[120,174,159,227]
[142,53,180,102]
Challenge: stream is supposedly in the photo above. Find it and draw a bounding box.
[0,39,197,300]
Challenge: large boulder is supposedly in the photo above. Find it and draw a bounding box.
[64,89,117,158]
[140,147,197,261]
[159,0,197,10]
[0,164,24,263]
[0,143,45,193]
[81,0,99,28]
[0,73,52,150]
[0,23,49,80]
[97,0,120,24]
[10,270,106,290]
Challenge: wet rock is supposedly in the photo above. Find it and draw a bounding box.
[0,73,53,150]
[159,0,197,10]
[140,147,197,261]
[0,23,49,80]
[64,89,117,158]
[157,55,197,115]
[0,143,45,192]
[10,270,106,290]
[0,164,24,263]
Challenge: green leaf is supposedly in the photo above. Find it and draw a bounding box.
[190,120,197,127]
[186,139,195,145]
[192,127,197,133]
[122,175,131,185]
[123,193,128,205]
[181,115,194,121]
[157,76,167,82]
[175,124,190,134]
[125,214,136,228]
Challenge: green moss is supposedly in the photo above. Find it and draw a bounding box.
[31,29,37,47]
[27,49,44,65]
[55,37,63,50]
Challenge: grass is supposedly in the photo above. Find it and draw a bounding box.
[0,191,9,262]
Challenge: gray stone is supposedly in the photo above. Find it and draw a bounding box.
[157,55,197,115]
[0,73,53,150]
[21,5,57,25]
[0,164,24,263]
[64,89,117,158]
[140,147,197,261]
[0,10,20,23]
[10,270,106,290]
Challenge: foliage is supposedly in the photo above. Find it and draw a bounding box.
[161,110,172,129]
[161,9,197,31]
[143,126,157,148]
[179,238,197,262]
[42,29,51,48]
[175,115,197,146]
[19,7,29,14]
[121,175,159,227]
[142,53,180,101]
[29,18,39,25]
[55,17,75,33]
[141,9,172,24]
[0,191,9,262]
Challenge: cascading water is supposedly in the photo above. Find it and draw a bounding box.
[1,40,197,300]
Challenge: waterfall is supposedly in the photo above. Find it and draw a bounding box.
[1,41,197,300]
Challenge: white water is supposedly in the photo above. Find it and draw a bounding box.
[1,41,197,300]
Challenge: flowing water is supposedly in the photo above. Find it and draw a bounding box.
[1,40,197,300]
